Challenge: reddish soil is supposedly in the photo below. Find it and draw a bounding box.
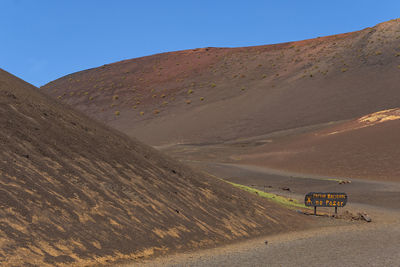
[0,69,312,266]
[239,109,400,182]
[41,19,400,146]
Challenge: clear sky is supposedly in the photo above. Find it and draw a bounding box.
[1,0,399,87]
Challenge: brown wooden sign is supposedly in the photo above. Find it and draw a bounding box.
[305,192,347,215]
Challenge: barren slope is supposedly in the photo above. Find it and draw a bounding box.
[239,108,400,182]
[0,69,311,266]
[42,19,400,145]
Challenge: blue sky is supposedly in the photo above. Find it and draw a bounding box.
[1,0,399,87]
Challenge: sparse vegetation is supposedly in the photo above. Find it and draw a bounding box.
[227,181,308,210]
[114,111,120,116]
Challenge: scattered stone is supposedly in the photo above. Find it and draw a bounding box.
[359,212,372,222]
[338,180,352,184]
[338,211,372,222]
[281,187,291,191]
[264,240,268,245]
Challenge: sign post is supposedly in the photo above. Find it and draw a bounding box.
[305,192,347,215]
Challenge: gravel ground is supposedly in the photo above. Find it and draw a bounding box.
[131,219,400,267]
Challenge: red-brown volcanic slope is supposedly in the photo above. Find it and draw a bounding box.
[0,69,311,266]
[42,19,400,146]
[239,108,400,182]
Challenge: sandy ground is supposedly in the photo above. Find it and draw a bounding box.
[126,162,400,267]
[130,221,400,267]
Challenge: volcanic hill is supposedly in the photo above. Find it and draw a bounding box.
[42,19,400,146]
[0,69,311,266]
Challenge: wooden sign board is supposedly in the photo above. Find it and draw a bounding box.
[305,192,347,215]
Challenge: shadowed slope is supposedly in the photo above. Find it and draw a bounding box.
[0,69,311,266]
[42,19,400,145]
[239,108,400,182]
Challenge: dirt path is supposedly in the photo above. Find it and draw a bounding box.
[126,162,400,266]
[195,162,400,210]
